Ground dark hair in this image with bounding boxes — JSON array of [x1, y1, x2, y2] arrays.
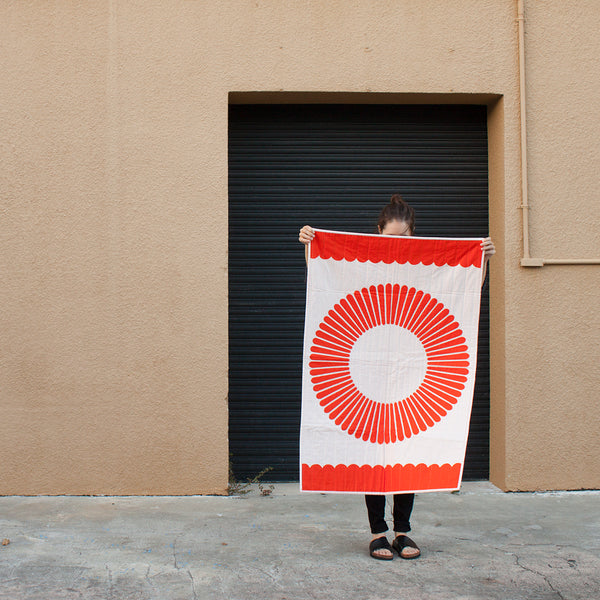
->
[[377, 194, 415, 234]]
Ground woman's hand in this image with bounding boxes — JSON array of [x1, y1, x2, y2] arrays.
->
[[480, 237, 495, 285], [299, 225, 315, 245], [481, 237, 496, 260]]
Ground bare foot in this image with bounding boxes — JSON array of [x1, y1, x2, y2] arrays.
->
[[393, 533, 421, 559], [370, 534, 393, 559]]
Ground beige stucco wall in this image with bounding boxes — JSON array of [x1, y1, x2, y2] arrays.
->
[[499, 1, 600, 490], [1, 0, 598, 494]]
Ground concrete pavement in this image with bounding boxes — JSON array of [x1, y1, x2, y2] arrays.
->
[[1, 482, 599, 599]]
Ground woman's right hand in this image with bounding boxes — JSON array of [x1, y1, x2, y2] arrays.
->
[[299, 225, 315, 245]]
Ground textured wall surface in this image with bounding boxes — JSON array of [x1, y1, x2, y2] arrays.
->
[[501, 1, 600, 490], [0, 0, 598, 493]]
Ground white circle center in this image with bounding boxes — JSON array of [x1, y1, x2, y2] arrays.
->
[[349, 324, 427, 404]]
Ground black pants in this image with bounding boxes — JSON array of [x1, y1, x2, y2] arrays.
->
[[365, 493, 414, 534]]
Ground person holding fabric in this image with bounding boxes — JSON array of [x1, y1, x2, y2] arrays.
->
[[299, 194, 495, 560]]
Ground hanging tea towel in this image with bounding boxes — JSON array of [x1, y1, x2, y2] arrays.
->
[[300, 229, 484, 494]]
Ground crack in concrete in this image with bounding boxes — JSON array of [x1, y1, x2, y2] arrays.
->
[[187, 569, 198, 600], [476, 542, 587, 599], [172, 534, 199, 600], [172, 533, 184, 570], [510, 552, 565, 600], [105, 565, 114, 600], [145, 564, 157, 595]]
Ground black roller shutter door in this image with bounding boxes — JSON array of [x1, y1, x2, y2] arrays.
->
[[229, 104, 489, 481]]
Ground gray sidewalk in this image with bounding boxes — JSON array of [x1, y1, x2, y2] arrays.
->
[[0, 482, 598, 600]]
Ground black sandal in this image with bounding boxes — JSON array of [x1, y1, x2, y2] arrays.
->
[[369, 536, 394, 560], [392, 535, 421, 559]]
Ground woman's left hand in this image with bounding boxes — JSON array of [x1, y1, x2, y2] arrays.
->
[[481, 237, 496, 260]]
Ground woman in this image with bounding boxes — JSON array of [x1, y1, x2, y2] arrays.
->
[[299, 194, 495, 560]]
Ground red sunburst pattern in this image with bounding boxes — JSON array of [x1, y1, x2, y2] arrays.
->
[[310, 284, 469, 445]]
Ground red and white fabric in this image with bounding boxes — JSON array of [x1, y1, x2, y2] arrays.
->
[[300, 229, 485, 494]]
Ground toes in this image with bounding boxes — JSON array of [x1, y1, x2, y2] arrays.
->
[[373, 549, 393, 558]]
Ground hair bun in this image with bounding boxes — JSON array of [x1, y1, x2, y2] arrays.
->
[[377, 193, 415, 234]]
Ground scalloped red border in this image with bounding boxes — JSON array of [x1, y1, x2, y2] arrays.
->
[[310, 230, 483, 268], [301, 463, 461, 492]]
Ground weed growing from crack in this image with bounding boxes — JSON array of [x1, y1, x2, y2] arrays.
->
[[228, 458, 274, 497]]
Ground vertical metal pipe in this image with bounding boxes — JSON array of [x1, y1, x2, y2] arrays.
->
[[517, 0, 533, 263], [516, 1, 600, 266]]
